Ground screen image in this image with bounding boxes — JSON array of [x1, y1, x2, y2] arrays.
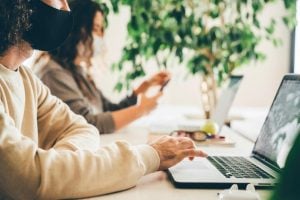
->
[[253, 79, 300, 168]]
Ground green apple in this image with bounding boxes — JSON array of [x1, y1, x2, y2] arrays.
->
[[200, 120, 219, 135]]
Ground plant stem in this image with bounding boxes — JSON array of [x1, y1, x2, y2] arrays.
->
[[155, 55, 162, 69]]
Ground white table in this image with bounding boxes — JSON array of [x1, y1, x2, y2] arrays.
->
[[85, 124, 273, 200]]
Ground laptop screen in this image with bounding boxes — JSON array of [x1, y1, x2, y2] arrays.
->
[[253, 75, 300, 168]]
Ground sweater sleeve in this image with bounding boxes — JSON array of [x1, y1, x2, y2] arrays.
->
[[101, 92, 137, 112], [0, 78, 160, 200], [40, 68, 115, 133], [36, 76, 101, 151]]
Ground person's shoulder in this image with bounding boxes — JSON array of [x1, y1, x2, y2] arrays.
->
[[19, 65, 35, 77], [19, 61, 66, 82], [271, 132, 300, 200], [18, 65, 44, 89], [35, 59, 70, 79]]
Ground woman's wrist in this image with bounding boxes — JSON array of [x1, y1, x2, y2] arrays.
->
[[134, 81, 150, 95], [133, 103, 148, 117]]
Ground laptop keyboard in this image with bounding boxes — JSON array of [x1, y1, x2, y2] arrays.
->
[[207, 156, 275, 179]]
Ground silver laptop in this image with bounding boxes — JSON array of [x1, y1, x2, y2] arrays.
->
[[177, 75, 243, 132], [168, 74, 300, 189], [211, 75, 243, 128]]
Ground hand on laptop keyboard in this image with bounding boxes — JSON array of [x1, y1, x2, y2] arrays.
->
[[149, 136, 208, 171]]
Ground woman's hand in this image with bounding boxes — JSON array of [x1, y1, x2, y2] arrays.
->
[[134, 71, 171, 95], [136, 92, 162, 115]]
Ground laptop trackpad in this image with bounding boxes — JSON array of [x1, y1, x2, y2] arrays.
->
[[169, 158, 223, 181]]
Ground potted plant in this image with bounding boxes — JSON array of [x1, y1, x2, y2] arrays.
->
[[102, 0, 296, 119]]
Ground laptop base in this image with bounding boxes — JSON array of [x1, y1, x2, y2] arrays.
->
[[167, 170, 274, 189]]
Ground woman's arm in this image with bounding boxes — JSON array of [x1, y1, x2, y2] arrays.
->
[[111, 92, 162, 130], [36, 76, 100, 151], [101, 92, 137, 111], [0, 102, 159, 199], [0, 75, 160, 199]]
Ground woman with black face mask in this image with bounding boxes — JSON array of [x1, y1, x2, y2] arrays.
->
[[0, 1, 206, 199], [33, 0, 170, 134]]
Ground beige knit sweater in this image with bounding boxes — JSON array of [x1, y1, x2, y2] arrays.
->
[[0, 64, 159, 200]]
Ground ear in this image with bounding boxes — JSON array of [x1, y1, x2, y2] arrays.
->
[[41, 0, 70, 11]]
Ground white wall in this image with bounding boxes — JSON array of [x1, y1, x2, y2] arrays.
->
[[233, 2, 291, 108]]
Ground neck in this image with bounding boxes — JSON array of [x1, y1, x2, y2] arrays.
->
[[0, 44, 33, 70]]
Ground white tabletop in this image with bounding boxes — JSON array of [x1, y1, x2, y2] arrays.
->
[[84, 123, 273, 200]]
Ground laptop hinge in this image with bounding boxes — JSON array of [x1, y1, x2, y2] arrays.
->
[[252, 154, 281, 173]]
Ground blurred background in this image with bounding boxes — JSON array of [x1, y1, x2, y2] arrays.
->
[[26, 1, 296, 109]]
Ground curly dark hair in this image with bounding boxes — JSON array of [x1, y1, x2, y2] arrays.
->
[[0, 0, 31, 55], [49, 0, 104, 70]]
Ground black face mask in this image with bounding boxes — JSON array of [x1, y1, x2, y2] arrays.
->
[[23, 0, 73, 51]]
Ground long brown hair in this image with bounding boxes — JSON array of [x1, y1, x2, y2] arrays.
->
[[49, 0, 104, 70]]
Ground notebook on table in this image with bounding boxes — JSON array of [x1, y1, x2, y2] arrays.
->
[[168, 74, 300, 189]]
